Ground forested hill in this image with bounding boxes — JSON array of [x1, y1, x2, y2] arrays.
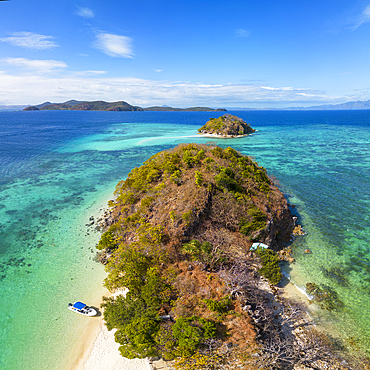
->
[[95, 143, 350, 368], [23, 100, 226, 112], [198, 114, 256, 137]]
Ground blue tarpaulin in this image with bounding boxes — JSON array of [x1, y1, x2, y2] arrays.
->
[[73, 302, 86, 309]]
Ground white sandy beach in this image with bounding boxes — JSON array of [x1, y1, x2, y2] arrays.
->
[[75, 322, 152, 370], [74, 289, 152, 370], [71, 279, 311, 370], [197, 132, 251, 138]]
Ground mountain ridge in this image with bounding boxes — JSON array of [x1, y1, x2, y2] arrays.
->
[[23, 100, 226, 112], [229, 99, 370, 111], [14, 98, 370, 112]]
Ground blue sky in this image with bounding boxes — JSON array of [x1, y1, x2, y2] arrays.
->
[[1, 0, 370, 107]]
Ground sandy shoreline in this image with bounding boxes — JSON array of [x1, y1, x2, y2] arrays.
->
[[74, 321, 151, 370], [71, 278, 311, 370], [66, 195, 153, 370], [73, 289, 152, 370], [197, 132, 252, 138]]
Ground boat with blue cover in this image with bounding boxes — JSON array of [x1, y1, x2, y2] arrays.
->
[[68, 301, 97, 316]]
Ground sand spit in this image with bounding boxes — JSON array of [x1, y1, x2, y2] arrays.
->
[[75, 289, 152, 370], [197, 132, 251, 138], [76, 323, 151, 370]]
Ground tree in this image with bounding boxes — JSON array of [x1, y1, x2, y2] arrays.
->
[[172, 317, 204, 356], [102, 294, 147, 331], [255, 247, 282, 285], [97, 229, 116, 250], [116, 314, 160, 359]]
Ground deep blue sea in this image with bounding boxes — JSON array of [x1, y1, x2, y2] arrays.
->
[[1, 110, 370, 368]]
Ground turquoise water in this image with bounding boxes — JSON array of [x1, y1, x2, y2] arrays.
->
[[0, 110, 370, 368]]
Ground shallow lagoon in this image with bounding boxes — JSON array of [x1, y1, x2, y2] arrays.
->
[[0, 110, 370, 368]]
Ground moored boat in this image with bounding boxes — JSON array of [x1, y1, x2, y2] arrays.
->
[[68, 301, 97, 316]]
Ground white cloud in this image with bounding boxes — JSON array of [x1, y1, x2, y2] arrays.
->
[[76, 7, 94, 19], [261, 86, 294, 91], [155, 69, 162, 73], [351, 4, 370, 30], [0, 72, 337, 106], [94, 33, 133, 58], [2, 58, 67, 71], [73, 70, 107, 76], [0, 32, 58, 49], [235, 28, 251, 38]]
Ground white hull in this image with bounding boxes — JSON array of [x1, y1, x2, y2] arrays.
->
[[68, 302, 97, 316]]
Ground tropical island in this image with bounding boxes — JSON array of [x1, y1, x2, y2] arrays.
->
[[197, 114, 255, 138], [95, 143, 349, 369], [22, 100, 226, 112]]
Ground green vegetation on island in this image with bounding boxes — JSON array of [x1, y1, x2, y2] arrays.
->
[[95, 143, 351, 369], [23, 100, 226, 112], [24, 100, 142, 111], [197, 114, 255, 137]]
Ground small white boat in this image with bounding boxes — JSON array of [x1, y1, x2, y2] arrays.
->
[[68, 301, 97, 316]]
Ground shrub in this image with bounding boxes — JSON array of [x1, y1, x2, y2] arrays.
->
[[254, 169, 270, 184], [259, 183, 270, 193], [117, 190, 137, 205], [116, 314, 160, 359], [181, 240, 227, 269], [170, 170, 182, 185], [202, 296, 233, 313], [255, 247, 283, 285], [182, 240, 212, 260], [174, 351, 223, 370], [194, 149, 205, 161], [155, 325, 177, 360], [204, 157, 215, 164], [172, 317, 203, 356], [163, 162, 179, 174], [172, 316, 217, 356], [215, 171, 237, 191], [169, 210, 176, 222], [97, 230, 116, 250], [155, 182, 166, 191], [140, 196, 154, 210], [195, 171, 203, 187], [200, 318, 217, 339], [223, 147, 239, 159], [211, 146, 224, 158], [239, 207, 266, 236], [183, 150, 195, 168], [102, 294, 147, 331], [163, 153, 181, 174], [182, 210, 192, 226]]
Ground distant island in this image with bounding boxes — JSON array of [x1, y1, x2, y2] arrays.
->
[[9, 98, 370, 112], [229, 99, 370, 111], [298, 99, 370, 110], [197, 114, 256, 138], [23, 100, 226, 112]]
